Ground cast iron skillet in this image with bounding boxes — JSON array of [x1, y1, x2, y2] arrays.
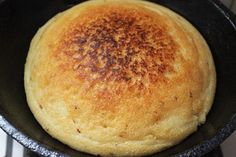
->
[[0, 0, 236, 156]]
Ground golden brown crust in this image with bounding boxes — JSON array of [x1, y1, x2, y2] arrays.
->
[[61, 5, 177, 87], [24, 0, 216, 156]]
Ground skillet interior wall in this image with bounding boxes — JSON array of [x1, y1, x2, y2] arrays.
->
[[0, 0, 236, 157]]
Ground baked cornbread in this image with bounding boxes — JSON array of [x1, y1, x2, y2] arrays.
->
[[24, 0, 216, 156]]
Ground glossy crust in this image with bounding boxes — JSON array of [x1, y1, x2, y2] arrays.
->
[[24, 0, 216, 156]]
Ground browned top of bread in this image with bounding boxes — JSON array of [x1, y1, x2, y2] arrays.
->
[[62, 5, 177, 87], [24, 0, 216, 156]]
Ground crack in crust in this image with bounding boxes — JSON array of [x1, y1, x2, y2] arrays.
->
[[61, 6, 178, 89]]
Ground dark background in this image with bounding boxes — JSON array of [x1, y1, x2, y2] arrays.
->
[[0, 0, 236, 157]]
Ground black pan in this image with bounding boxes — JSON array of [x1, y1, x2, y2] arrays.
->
[[0, 0, 236, 157]]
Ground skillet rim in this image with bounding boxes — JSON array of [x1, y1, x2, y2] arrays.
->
[[0, 0, 236, 156]]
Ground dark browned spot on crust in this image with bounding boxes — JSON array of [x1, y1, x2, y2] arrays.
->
[[174, 96, 178, 100], [159, 101, 165, 107], [77, 128, 81, 133], [189, 91, 193, 98], [39, 104, 43, 109], [61, 6, 178, 89], [153, 111, 161, 122], [102, 124, 107, 128], [119, 132, 126, 138]]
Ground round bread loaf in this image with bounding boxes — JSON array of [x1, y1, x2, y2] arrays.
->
[[24, 0, 216, 156]]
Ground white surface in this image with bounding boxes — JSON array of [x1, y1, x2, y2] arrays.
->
[[0, 129, 7, 157], [12, 140, 24, 157], [221, 0, 236, 13], [231, 0, 236, 13], [221, 0, 233, 7], [221, 131, 236, 157]]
